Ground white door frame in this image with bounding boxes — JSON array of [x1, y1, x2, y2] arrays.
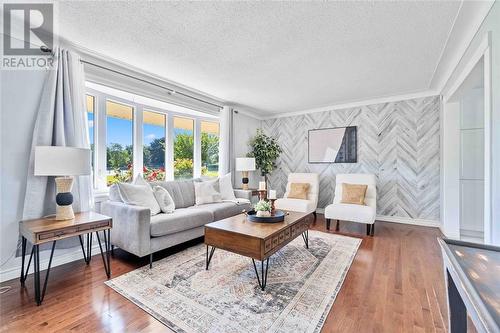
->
[[442, 32, 492, 243]]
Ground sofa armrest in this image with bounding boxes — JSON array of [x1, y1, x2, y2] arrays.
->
[[101, 201, 151, 257], [233, 189, 252, 201]]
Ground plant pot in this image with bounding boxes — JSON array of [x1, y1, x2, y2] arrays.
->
[[256, 210, 271, 217]]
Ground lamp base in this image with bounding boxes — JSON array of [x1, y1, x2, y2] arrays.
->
[[241, 171, 249, 190], [55, 176, 75, 220]]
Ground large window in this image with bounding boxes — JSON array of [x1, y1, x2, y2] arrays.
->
[[143, 110, 166, 181], [86, 83, 219, 190], [201, 121, 219, 177], [173, 117, 194, 180], [86, 95, 95, 167], [106, 100, 133, 186]]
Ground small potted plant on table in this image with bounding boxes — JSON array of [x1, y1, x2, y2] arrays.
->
[[254, 200, 272, 217]]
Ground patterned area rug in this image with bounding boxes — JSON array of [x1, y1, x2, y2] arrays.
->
[[106, 231, 361, 333]]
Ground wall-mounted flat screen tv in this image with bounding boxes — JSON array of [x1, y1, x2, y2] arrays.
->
[[308, 126, 357, 163]]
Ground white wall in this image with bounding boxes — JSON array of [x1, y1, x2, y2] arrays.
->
[[1, 70, 47, 279], [232, 111, 261, 189], [460, 87, 485, 240], [441, 2, 500, 244]]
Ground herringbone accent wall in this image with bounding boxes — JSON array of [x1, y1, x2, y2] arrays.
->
[[262, 96, 440, 221]]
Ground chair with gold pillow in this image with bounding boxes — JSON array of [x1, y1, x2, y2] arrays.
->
[[324, 174, 377, 236], [274, 173, 319, 218]]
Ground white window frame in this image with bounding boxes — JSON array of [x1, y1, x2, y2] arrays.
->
[[86, 87, 219, 191]]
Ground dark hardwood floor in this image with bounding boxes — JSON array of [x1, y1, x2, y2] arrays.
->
[[0, 216, 449, 332]]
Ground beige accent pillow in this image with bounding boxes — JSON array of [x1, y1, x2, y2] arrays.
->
[[287, 183, 310, 200], [341, 183, 368, 205]]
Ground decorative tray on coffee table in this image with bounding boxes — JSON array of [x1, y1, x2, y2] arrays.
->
[[245, 210, 286, 223]]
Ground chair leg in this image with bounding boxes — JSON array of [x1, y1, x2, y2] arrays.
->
[[370, 223, 375, 236], [366, 224, 371, 236], [149, 253, 153, 269], [313, 211, 317, 220], [335, 220, 340, 231], [326, 218, 331, 230]]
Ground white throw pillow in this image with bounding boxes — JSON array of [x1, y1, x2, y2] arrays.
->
[[153, 186, 175, 213], [194, 181, 222, 205], [117, 182, 161, 216], [134, 174, 149, 186], [108, 184, 123, 202], [219, 173, 236, 200]]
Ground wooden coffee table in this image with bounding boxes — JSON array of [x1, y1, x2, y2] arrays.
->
[[204, 211, 314, 290]]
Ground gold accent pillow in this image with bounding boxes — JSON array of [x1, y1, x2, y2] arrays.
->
[[287, 183, 310, 200], [341, 183, 368, 205]]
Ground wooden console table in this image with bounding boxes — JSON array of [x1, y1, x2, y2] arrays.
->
[[19, 211, 112, 305]]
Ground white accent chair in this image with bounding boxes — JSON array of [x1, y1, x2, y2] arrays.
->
[[324, 174, 377, 236], [274, 173, 319, 218]]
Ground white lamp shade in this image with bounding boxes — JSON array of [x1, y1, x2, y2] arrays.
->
[[235, 157, 256, 171], [34, 146, 91, 176]]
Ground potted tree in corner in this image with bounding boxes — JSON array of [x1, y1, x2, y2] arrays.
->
[[247, 129, 282, 187]]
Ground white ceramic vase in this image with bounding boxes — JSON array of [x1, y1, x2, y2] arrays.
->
[[256, 210, 271, 217]]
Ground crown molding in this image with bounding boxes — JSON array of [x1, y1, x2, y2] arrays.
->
[[260, 89, 440, 120], [430, 0, 495, 93], [233, 109, 265, 121]]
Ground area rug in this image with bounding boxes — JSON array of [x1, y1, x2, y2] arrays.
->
[[106, 231, 361, 333]]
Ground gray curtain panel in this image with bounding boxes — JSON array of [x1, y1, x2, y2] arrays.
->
[[218, 106, 233, 176], [19, 48, 93, 253]]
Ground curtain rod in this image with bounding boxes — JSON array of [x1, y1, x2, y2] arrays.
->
[[41, 46, 223, 110]]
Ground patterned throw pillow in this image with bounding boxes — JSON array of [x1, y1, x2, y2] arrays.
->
[[287, 183, 310, 200], [340, 183, 368, 205]]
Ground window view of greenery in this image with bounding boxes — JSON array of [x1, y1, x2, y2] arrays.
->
[[86, 95, 95, 168], [173, 117, 194, 179], [201, 121, 219, 178], [106, 100, 133, 186], [143, 110, 166, 181]]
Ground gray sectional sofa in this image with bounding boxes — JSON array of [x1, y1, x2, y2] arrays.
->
[[101, 179, 252, 267]]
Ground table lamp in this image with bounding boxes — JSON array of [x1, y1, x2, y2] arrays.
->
[[235, 157, 256, 190], [34, 146, 91, 220]]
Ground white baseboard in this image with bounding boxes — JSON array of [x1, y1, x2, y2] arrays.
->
[[376, 215, 441, 228], [0, 243, 103, 284], [315, 208, 441, 228]]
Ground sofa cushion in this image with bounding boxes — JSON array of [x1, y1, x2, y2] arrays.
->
[[150, 179, 196, 208], [191, 202, 251, 221], [274, 198, 316, 214], [324, 203, 376, 224], [150, 208, 213, 237]]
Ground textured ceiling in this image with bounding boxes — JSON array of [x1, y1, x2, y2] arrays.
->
[[58, 1, 461, 115]]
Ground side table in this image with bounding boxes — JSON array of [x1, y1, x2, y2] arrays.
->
[[19, 211, 112, 305], [234, 188, 265, 203]]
